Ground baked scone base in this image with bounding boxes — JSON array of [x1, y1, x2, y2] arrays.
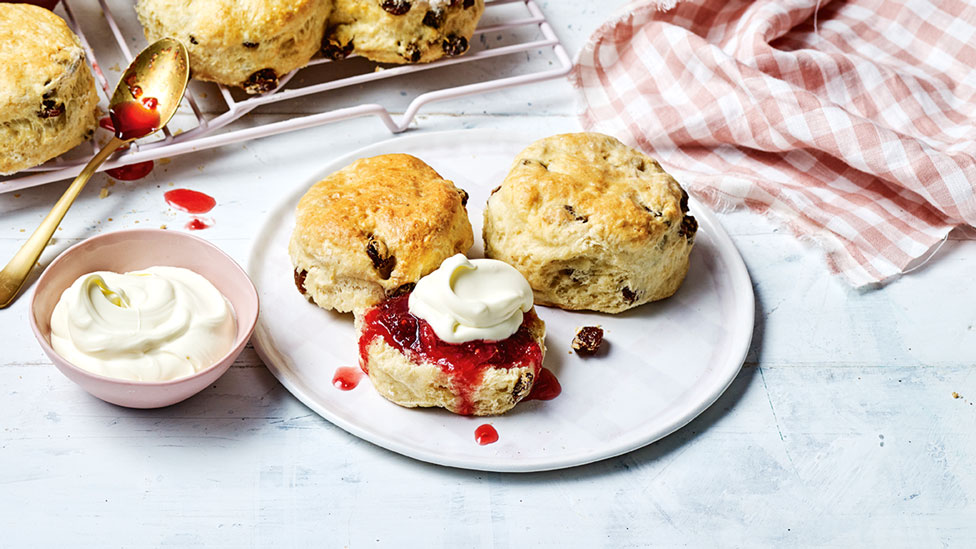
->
[[358, 308, 546, 416], [483, 132, 698, 314]]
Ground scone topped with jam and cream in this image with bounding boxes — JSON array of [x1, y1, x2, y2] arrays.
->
[[357, 254, 546, 416], [483, 132, 697, 314], [289, 153, 473, 313]]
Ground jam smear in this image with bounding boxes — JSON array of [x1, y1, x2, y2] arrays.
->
[[185, 218, 211, 231], [164, 189, 216, 214], [109, 100, 161, 140], [525, 367, 561, 401], [106, 161, 154, 181], [475, 424, 499, 445], [333, 367, 363, 391], [358, 294, 543, 415]]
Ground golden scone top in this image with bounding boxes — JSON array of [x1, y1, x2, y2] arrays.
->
[[290, 153, 473, 312], [484, 132, 697, 313], [498, 132, 690, 250], [0, 4, 86, 120], [136, 0, 331, 92]]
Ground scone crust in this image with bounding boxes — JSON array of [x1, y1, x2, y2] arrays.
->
[[358, 308, 546, 416], [136, 0, 332, 91], [289, 153, 473, 313], [0, 4, 98, 175], [483, 133, 697, 313], [326, 0, 484, 64]]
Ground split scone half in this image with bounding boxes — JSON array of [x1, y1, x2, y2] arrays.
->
[[483, 132, 698, 314], [289, 153, 473, 313], [136, 0, 333, 93], [0, 4, 99, 175]]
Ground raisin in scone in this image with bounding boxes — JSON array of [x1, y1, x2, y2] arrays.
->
[[0, 4, 99, 175], [289, 154, 473, 313], [136, 0, 332, 94], [357, 255, 547, 416], [323, 0, 484, 64], [483, 133, 698, 314]]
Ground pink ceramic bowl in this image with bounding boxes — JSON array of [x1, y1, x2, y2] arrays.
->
[[30, 229, 259, 408]]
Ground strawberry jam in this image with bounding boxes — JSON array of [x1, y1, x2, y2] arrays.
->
[[358, 294, 543, 415], [106, 161, 154, 181], [333, 367, 363, 391], [185, 218, 211, 231], [525, 367, 561, 401], [164, 189, 216, 214], [109, 100, 161, 140], [475, 424, 499, 445]]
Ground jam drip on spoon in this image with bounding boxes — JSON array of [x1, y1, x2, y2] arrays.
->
[[358, 294, 544, 415], [109, 98, 161, 141]]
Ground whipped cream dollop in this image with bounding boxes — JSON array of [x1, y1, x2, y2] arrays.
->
[[50, 266, 236, 382], [408, 254, 533, 344]]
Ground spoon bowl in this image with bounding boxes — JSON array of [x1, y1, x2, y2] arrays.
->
[[108, 37, 188, 140], [0, 38, 189, 308]]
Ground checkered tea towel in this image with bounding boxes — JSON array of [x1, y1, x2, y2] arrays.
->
[[571, 0, 976, 286]]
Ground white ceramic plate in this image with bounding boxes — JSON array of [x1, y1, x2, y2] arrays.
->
[[248, 130, 754, 472]]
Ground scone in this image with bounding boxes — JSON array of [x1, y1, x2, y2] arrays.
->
[[289, 153, 473, 313], [0, 4, 99, 175], [483, 133, 698, 314], [323, 0, 484, 64], [136, 0, 332, 94], [356, 254, 546, 416]]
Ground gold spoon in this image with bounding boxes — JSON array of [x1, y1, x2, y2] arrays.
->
[[0, 38, 189, 309]]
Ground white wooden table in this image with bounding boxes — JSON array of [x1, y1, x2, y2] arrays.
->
[[2, 2, 974, 546]]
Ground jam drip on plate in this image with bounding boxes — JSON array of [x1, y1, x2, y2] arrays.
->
[[358, 294, 544, 415], [474, 424, 499, 445], [333, 367, 363, 391]]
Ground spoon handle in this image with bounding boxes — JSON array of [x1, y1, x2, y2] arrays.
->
[[0, 136, 126, 309]]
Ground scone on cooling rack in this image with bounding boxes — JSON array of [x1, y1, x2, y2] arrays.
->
[[0, 4, 99, 175], [357, 254, 546, 416], [289, 153, 473, 313], [483, 132, 698, 314], [323, 0, 485, 63], [135, 0, 332, 94]]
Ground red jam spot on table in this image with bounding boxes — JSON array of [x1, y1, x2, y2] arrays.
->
[[332, 367, 363, 391], [106, 161, 154, 181], [164, 189, 216, 214], [525, 367, 561, 401], [358, 294, 544, 416], [185, 218, 211, 231], [475, 424, 499, 445], [109, 100, 160, 141]]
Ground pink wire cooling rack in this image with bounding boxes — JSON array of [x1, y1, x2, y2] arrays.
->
[[0, 0, 572, 193]]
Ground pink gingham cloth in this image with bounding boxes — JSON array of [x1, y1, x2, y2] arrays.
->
[[570, 0, 976, 286]]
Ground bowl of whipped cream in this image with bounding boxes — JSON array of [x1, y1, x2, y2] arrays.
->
[[29, 229, 259, 408]]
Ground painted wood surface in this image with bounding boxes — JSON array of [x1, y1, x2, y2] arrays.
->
[[1, 1, 974, 547]]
